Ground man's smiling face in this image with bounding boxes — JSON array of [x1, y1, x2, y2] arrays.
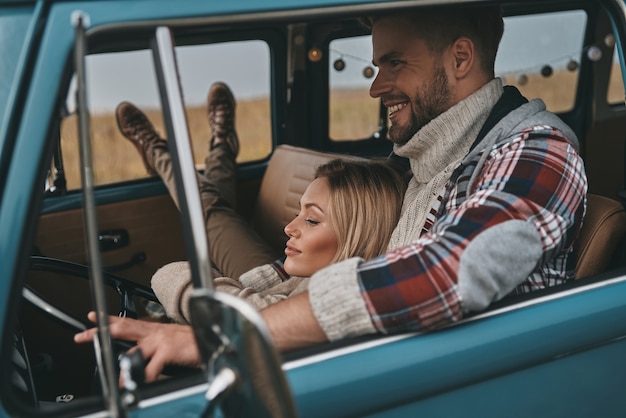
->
[[369, 15, 454, 145]]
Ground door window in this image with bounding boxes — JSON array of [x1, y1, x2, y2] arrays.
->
[[60, 40, 271, 190]]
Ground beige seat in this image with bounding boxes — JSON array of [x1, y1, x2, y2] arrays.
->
[[250, 145, 363, 253], [575, 193, 626, 279]]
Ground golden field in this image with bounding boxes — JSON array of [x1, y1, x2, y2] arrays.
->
[[59, 67, 625, 190]]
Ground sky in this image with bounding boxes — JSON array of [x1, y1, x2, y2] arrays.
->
[[84, 9, 591, 112]]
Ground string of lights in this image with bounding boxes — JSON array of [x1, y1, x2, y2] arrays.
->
[[329, 48, 376, 78], [326, 35, 614, 84]]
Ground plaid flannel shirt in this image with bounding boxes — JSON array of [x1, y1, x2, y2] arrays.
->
[[358, 126, 587, 334]]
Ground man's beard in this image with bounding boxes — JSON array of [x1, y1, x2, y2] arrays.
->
[[388, 65, 452, 146]]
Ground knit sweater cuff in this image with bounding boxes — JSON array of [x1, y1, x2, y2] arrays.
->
[[151, 261, 194, 324], [239, 264, 283, 291], [308, 257, 377, 341]]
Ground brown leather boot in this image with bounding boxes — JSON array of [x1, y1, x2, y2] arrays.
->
[[207, 82, 239, 157], [116, 101, 168, 176]]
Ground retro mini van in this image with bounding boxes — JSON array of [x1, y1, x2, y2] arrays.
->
[[1, 0, 626, 416]]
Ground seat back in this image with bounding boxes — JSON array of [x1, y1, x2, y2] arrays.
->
[[575, 193, 626, 279], [250, 145, 363, 253]]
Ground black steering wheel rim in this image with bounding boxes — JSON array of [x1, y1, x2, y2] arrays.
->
[[25, 255, 160, 332]]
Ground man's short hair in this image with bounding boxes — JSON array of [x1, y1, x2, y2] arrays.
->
[[363, 6, 504, 77]]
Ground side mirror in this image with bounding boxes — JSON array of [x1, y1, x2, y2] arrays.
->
[[189, 289, 298, 418]]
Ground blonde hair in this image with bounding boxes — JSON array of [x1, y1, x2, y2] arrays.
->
[[314, 158, 407, 262]]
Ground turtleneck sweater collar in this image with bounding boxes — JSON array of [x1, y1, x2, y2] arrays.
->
[[393, 78, 504, 183]]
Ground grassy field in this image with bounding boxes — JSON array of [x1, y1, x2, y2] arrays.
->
[[60, 99, 272, 190], [59, 68, 624, 190]]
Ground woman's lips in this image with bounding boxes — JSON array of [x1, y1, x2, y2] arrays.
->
[[285, 245, 301, 257]]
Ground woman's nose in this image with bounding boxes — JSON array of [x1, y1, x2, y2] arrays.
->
[[284, 218, 299, 238]]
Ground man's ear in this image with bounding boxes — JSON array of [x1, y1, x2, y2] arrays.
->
[[451, 37, 474, 78]]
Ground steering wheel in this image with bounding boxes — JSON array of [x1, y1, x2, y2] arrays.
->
[[16, 255, 166, 403], [24, 255, 161, 333]]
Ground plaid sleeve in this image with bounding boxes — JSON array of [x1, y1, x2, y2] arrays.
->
[[358, 127, 587, 334]]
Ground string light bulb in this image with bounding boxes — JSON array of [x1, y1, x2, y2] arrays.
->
[[540, 65, 553, 77], [566, 59, 579, 71], [587, 46, 603, 62], [333, 58, 346, 71], [308, 47, 322, 62]]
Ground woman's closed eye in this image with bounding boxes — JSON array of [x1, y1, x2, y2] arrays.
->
[[294, 210, 321, 226]]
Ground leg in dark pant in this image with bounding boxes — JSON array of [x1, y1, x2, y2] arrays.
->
[[198, 145, 279, 279]]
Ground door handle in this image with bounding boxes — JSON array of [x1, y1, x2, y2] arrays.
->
[[98, 229, 129, 251]]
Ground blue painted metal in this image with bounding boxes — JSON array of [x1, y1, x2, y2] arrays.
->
[[122, 278, 626, 417], [0, 4, 36, 142], [284, 279, 626, 417]]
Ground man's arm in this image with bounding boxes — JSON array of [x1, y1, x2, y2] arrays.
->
[[261, 291, 327, 351], [74, 311, 201, 382], [74, 293, 327, 382], [308, 130, 587, 340], [358, 131, 587, 332]]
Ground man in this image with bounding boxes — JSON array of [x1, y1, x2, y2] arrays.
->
[[75, 5, 587, 381]]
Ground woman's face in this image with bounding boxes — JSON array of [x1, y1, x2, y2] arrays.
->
[[283, 177, 338, 277]]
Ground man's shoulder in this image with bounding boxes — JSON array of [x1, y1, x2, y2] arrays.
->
[[491, 98, 579, 151]]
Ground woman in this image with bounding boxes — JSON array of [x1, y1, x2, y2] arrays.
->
[[153, 158, 407, 323], [115, 82, 407, 323]]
